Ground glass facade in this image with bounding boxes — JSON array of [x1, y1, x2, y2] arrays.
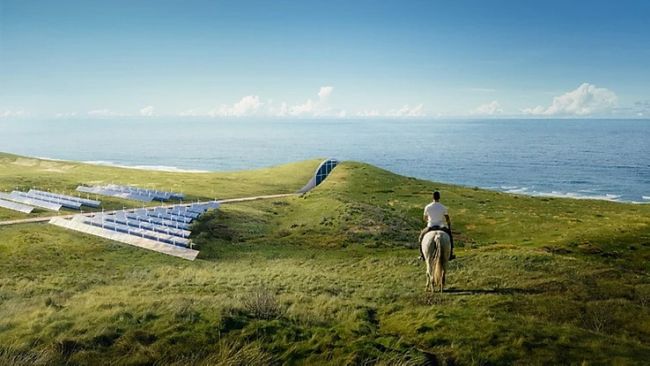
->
[[315, 159, 338, 185]]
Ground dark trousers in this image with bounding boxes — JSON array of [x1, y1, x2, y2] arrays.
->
[[419, 226, 454, 257]]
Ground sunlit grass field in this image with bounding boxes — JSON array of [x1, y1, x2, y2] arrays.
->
[[1, 153, 649, 365]]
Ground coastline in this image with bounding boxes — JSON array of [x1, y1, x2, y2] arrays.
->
[[6, 152, 648, 204]]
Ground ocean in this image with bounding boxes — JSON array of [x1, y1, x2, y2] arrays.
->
[[1, 118, 648, 203]]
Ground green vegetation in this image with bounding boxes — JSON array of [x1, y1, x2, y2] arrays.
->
[[1, 153, 649, 365]]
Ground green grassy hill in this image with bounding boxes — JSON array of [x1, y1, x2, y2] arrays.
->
[[0, 153, 649, 365]]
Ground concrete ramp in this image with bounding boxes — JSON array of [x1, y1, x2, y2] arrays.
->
[[49, 216, 199, 261]]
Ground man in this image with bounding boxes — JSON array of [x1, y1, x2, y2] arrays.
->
[[418, 191, 455, 260]]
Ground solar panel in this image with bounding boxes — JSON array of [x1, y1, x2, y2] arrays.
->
[[107, 213, 191, 238], [49, 198, 222, 255], [76, 184, 184, 202], [187, 201, 220, 213], [76, 186, 100, 194], [126, 213, 191, 230], [0, 192, 62, 211], [104, 184, 179, 201], [166, 206, 191, 214], [13, 191, 82, 210], [28, 189, 101, 207], [84, 216, 190, 247], [166, 208, 199, 219], [150, 212, 191, 224], [0, 198, 34, 214], [76, 186, 156, 202], [148, 208, 193, 223], [120, 192, 155, 202]]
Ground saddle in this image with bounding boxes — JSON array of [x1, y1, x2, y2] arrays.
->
[[426, 225, 450, 236], [424, 225, 454, 247]]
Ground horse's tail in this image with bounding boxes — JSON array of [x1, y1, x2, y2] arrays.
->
[[421, 232, 435, 291], [433, 233, 450, 292]]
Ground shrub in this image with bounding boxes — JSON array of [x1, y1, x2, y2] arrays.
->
[[240, 287, 284, 320]]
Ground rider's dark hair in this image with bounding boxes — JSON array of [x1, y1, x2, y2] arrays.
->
[[433, 191, 441, 200]]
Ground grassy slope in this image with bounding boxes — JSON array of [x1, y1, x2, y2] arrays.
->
[[1, 154, 649, 365]]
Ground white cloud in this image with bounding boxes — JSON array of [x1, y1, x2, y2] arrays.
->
[[288, 86, 335, 116], [87, 109, 116, 116], [356, 110, 381, 117], [139, 105, 155, 117], [178, 109, 203, 117], [54, 112, 78, 118], [386, 104, 425, 117], [289, 99, 316, 116], [0, 109, 27, 118], [173, 85, 425, 119], [523, 83, 617, 116], [318, 86, 334, 99], [211, 95, 263, 117], [472, 100, 503, 115], [276, 102, 289, 117]]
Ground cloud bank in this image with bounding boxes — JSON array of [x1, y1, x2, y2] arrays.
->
[[287, 86, 335, 117], [87, 109, 116, 117], [472, 100, 503, 115], [140, 105, 154, 117], [140, 106, 155, 117], [0, 109, 27, 118], [211, 96, 263, 117], [178, 86, 426, 119], [386, 104, 425, 117], [523, 83, 617, 116], [54, 112, 78, 118]]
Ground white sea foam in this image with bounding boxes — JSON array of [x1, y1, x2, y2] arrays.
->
[[83, 160, 209, 173], [536, 191, 621, 201], [35, 156, 67, 162], [642, 196, 650, 200], [503, 187, 530, 194], [500, 186, 626, 202]]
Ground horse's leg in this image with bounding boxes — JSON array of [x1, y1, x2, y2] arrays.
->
[[433, 238, 443, 292], [430, 260, 436, 293], [440, 241, 450, 292], [436, 256, 445, 292], [425, 256, 432, 292]]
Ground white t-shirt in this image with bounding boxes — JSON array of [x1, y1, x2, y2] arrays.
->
[[424, 202, 448, 228]]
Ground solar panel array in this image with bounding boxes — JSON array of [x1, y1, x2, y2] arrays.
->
[[12, 191, 81, 210], [0, 189, 103, 213], [76, 184, 184, 202], [0, 198, 34, 214], [77, 201, 219, 248], [28, 189, 101, 208], [0, 191, 62, 211]]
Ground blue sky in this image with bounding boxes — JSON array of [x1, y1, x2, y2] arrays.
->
[[1, 0, 649, 118]]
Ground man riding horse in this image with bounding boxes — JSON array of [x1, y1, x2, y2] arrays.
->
[[419, 191, 455, 261]]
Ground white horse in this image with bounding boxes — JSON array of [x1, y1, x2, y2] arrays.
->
[[421, 230, 451, 292]]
